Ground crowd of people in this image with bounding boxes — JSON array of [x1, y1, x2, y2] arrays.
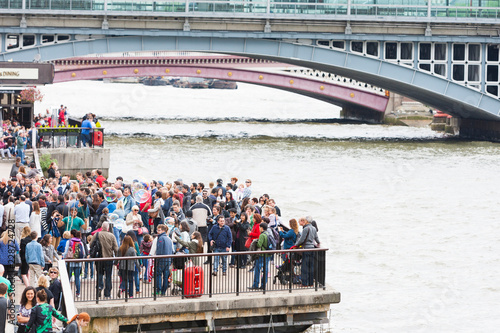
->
[[0, 161, 321, 331]]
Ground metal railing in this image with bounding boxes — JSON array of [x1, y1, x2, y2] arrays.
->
[[36, 127, 105, 149], [1, 0, 499, 20], [63, 248, 327, 303]]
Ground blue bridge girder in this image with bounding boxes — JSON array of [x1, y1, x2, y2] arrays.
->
[[1, 4, 500, 121]]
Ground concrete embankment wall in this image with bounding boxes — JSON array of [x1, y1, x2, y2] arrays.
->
[[39, 148, 110, 178], [80, 288, 340, 332]]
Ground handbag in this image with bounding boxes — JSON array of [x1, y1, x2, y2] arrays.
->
[[244, 237, 252, 249], [137, 227, 149, 235]]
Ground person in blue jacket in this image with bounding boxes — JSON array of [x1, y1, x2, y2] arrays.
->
[[208, 215, 232, 276]]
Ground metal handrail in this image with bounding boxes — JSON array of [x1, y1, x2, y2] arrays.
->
[[63, 247, 327, 303], [37, 127, 105, 149]]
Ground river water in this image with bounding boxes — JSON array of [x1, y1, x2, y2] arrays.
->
[[37, 81, 500, 332]]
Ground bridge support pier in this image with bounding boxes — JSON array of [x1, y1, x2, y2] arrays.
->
[[451, 118, 500, 142], [340, 106, 384, 124]]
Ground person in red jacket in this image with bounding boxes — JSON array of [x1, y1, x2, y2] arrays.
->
[[95, 170, 106, 188]]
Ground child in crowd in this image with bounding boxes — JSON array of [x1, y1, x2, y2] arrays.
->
[[140, 234, 152, 281], [56, 231, 71, 255], [83, 235, 94, 280]]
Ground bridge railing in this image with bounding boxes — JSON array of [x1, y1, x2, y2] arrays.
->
[[63, 248, 327, 303], [36, 127, 105, 149], [2, 0, 500, 20]]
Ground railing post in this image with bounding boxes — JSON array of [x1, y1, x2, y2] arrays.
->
[[209, 255, 212, 298], [125, 260, 129, 302], [288, 251, 292, 293], [153, 258, 157, 300], [314, 251, 318, 292], [96, 262, 99, 304], [236, 254, 240, 296], [262, 254, 266, 294]]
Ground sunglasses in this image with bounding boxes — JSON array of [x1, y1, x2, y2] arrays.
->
[[49, 271, 57, 274]]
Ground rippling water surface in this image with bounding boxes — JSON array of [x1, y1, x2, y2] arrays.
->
[[37, 81, 500, 332]]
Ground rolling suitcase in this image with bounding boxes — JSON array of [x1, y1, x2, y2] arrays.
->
[[183, 266, 204, 298]]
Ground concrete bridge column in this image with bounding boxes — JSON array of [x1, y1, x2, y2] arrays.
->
[[450, 118, 500, 141], [340, 106, 385, 124]]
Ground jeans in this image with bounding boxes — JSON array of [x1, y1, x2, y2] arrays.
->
[[301, 251, 315, 286], [69, 265, 82, 295], [81, 133, 91, 147], [1, 148, 11, 158], [84, 261, 94, 278], [252, 256, 271, 289], [98, 261, 114, 297], [112, 226, 121, 247], [120, 270, 134, 297], [17, 148, 25, 164], [213, 248, 228, 273], [134, 265, 140, 292], [156, 260, 170, 295]]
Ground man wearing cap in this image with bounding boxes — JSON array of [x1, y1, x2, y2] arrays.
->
[[14, 195, 30, 243]]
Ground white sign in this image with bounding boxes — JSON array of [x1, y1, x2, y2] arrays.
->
[[0, 68, 39, 80]]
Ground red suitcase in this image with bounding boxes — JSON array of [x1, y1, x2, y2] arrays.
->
[[183, 266, 204, 298]]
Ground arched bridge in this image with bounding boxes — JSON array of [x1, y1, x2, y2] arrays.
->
[[2, 1, 500, 138], [52, 54, 389, 122]]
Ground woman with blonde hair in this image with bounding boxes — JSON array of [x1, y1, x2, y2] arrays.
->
[[29, 201, 41, 240], [0, 230, 19, 280], [65, 312, 91, 332], [19, 226, 32, 287], [35, 275, 55, 307]]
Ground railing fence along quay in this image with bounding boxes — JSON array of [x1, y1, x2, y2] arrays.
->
[[36, 127, 105, 149], [62, 248, 327, 304], [1, 0, 499, 20]]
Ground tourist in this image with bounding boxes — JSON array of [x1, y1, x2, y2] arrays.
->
[[0, 265, 12, 297], [139, 234, 152, 281], [64, 312, 91, 332], [184, 210, 198, 236], [154, 224, 173, 296], [0, 231, 19, 282], [0, 283, 7, 331], [35, 275, 55, 307], [14, 195, 30, 243], [80, 115, 93, 147], [25, 231, 44, 287], [47, 162, 57, 179], [90, 221, 118, 299], [25, 289, 68, 333], [208, 215, 232, 277], [41, 234, 59, 272], [147, 191, 164, 234], [175, 231, 203, 266], [117, 235, 139, 298], [17, 286, 36, 333], [125, 230, 141, 295], [189, 195, 211, 244], [62, 207, 87, 233], [15, 131, 26, 165], [242, 179, 252, 200], [279, 219, 300, 250], [234, 212, 250, 267], [48, 268, 62, 311], [295, 217, 320, 287], [181, 185, 191, 213], [28, 201, 41, 240], [248, 222, 272, 290], [177, 221, 190, 253], [62, 230, 85, 297], [124, 205, 143, 244], [168, 200, 185, 222], [19, 226, 31, 287]]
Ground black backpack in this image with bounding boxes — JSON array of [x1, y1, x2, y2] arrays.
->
[[89, 232, 102, 258]]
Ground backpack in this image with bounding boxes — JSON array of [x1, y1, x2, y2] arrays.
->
[[89, 233, 102, 258], [266, 230, 277, 250], [65, 240, 83, 259]]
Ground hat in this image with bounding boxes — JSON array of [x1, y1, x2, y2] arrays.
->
[[217, 178, 223, 184], [10, 177, 17, 182], [158, 181, 164, 186], [132, 205, 139, 211]]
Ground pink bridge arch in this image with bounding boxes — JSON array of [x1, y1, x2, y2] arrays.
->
[[54, 65, 389, 113]]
